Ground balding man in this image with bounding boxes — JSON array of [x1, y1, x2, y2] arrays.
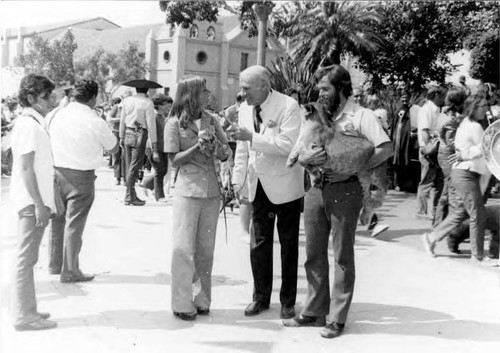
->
[[231, 65, 304, 319]]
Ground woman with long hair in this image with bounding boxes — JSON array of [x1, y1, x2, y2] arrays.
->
[[164, 76, 232, 320], [423, 94, 497, 266]]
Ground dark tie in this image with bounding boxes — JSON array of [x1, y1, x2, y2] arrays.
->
[[254, 105, 262, 133]]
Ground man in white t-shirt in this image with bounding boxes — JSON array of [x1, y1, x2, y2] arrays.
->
[[48, 80, 118, 283], [416, 85, 447, 219]]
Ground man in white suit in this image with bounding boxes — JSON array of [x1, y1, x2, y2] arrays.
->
[[231, 65, 304, 319]]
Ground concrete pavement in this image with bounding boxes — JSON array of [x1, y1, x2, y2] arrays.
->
[[1, 165, 499, 353]]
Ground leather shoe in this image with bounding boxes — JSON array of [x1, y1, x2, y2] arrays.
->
[[320, 322, 344, 339], [15, 318, 57, 331], [197, 307, 210, 315], [60, 274, 95, 283], [174, 312, 197, 321], [283, 314, 326, 327], [49, 269, 61, 275], [280, 305, 295, 319], [125, 199, 145, 206], [244, 301, 269, 316]]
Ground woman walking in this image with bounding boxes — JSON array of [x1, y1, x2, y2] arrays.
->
[[164, 76, 231, 320], [422, 94, 497, 267]]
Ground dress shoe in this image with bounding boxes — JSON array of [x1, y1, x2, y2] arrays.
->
[[244, 301, 269, 316], [38, 312, 50, 319], [283, 314, 326, 327], [280, 305, 295, 319], [320, 322, 345, 339], [60, 274, 95, 283], [125, 199, 145, 206], [174, 312, 197, 321], [115, 179, 121, 186], [197, 307, 210, 315], [49, 269, 61, 275], [15, 318, 57, 331]]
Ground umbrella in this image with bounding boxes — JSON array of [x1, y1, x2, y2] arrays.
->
[[122, 79, 162, 89]]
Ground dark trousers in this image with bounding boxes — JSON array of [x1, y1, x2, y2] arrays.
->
[[142, 151, 168, 200], [250, 180, 301, 306], [124, 129, 147, 202], [111, 131, 126, 182], [48, 168, 95, 277], [417, 150, 444, 216], [301, 178, 363, 324], [11, 205, 46, 326]]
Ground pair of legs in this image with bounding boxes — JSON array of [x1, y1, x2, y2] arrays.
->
[[111, 130, 126, 184], [428, 169, 486, 260], [141, 151, 168, 200], [171, 196, 220, 314], [301, 179, 363, 324], [250, 181, 301, 307], [124, 130, 147, 203], [48, 168, 95, 278], [416, 150, 444, 217], [11, 205, 50, 326]]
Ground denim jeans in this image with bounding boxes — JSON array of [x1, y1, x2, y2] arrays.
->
[[11, 205, 47, 326], [48, 167, 95, 278], [416, 149, 443, 215], [434, 151, 453, 226], [430, 169, 486, 259], [124, 129, 147, 202]]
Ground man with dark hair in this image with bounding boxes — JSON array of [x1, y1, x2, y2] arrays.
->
[[119, 87, 158, 206], [283, 65, 392, 339], [48, 79, 118, 283], [416, 85, 447, 220]]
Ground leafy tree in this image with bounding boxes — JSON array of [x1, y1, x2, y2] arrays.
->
[[469, 31, 500, 84], [285, 1, 383, 73], [75, 42, 148, 102], [158, 0, 274, 37], [16, 30, 77, 85]]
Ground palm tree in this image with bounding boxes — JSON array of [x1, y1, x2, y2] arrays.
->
[[286, 1, 384, 75]]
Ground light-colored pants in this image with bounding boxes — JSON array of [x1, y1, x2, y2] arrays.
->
[[171, 196, 220, 313], [11, 205, 47, 326]]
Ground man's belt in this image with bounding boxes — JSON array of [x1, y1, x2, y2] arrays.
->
[[126, 126, 146, 132], [323, 172, 358, 184]]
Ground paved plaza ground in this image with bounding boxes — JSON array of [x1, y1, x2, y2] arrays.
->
[[1, 164, 499, 353]]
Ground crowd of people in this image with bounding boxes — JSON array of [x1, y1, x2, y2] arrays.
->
[[4, 64, 500, 340]]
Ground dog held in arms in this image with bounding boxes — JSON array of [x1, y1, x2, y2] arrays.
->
[[287, 102, 387, 225]]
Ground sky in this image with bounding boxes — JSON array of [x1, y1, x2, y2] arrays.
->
[[0, 0, 167, 29]]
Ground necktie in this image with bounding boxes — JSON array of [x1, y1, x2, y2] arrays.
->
[[254, 105, 262, 133]]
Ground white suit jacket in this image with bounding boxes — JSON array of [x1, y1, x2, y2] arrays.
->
[[233, 90, 304, 204]]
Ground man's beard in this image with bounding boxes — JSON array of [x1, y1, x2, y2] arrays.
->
[[318, 92, 340, 115]]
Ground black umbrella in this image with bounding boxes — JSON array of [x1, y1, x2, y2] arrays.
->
[[122, 79, 162, 89]]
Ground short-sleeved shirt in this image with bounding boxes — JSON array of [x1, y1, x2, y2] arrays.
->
[[120, 94, 156, 144], [333, 99, 390, 147], [10, 108, 55, 213], [417, 100, 440, 147], [49, 102, 117, 170], [164, 112, 222, 198]]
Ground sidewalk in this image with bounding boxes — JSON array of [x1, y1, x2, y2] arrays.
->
[[1, 165, 499, 353]]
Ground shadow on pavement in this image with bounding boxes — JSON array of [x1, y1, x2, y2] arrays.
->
[[350, 302, 500, 342], [197, 341, 274, 353]]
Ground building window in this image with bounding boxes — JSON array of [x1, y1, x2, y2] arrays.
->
[[207, 26, 215, 41], [163, 50, 171, 63], [189, 25, 198, 38], [196, 51, 208, 65], [240, 53, 249, 71]]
